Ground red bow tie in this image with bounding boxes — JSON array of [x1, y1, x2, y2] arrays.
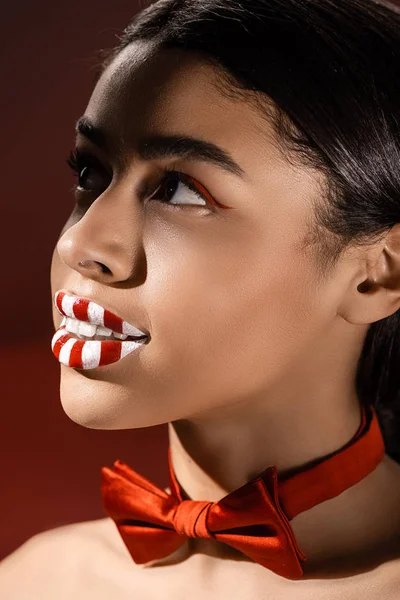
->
[[101, 403, 385, 579]]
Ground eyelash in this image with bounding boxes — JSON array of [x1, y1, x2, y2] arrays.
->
[[66, 148, 220, 209]]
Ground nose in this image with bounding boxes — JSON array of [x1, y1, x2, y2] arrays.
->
[[56, 178, 146, 284]]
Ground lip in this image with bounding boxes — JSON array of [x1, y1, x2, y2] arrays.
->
[[51, 328, 146, 370], [54, 290, 149, 338]]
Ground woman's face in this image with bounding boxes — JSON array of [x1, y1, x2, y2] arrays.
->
[[50, 40, 348, 429]]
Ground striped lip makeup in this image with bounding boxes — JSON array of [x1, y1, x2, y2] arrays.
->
[[51, 291, 149, 370]]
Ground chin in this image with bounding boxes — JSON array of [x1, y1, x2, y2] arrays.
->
[[58, 365, 172, 430]]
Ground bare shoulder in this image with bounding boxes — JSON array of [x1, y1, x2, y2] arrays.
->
[[0, 517, 135, 600], [375, 556, 400, 600], [343, 550, 400, 600]]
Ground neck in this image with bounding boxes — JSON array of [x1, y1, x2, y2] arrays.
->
[[168, 321, 370, 500], [168, 384, 400, 575], [168, 388, 363, 503]]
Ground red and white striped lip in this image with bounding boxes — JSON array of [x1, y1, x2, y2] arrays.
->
[[54, 291, 149, 339]]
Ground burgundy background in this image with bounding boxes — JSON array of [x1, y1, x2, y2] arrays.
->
[[0, 0, 168, 561]]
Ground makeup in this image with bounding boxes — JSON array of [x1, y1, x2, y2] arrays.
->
[[51, 291, 148, 370]]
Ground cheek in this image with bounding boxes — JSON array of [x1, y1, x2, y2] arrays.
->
[[140, 222, 321, 413]]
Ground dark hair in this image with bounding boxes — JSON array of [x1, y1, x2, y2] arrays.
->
[[97, 0, 400, 461]]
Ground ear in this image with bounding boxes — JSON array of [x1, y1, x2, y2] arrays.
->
[[338, 224, 400, 325]]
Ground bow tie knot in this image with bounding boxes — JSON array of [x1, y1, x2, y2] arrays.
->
[[172, 499, 213, 538], [101, 404, 385, 580], [101, 459, 308, 577]]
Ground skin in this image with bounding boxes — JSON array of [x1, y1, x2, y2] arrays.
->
[[2, 39, 400, 597]]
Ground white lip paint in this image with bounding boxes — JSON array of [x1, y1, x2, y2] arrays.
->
[[51, 327, 146, 370], [54, 290, 148, 337]]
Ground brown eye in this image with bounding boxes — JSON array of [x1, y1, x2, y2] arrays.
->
[[76, 165, 107, 191], [150, 170, 214, 208], [66, 148, 110, 193]]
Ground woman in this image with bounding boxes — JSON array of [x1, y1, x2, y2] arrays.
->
[[1, 0, 400, 597]]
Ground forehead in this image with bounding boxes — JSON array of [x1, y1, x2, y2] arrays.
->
[[83, 40, 281, 169]]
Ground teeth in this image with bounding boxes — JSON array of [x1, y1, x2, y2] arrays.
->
[[96, 326, 113, 337], [113, 332, 128, 340], [78, 321, 98, 338], [66, 317, 80, 334], [63, 317, 132, 340]]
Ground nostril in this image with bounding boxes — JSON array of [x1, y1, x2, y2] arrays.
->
[[78, 260, 111, 275]]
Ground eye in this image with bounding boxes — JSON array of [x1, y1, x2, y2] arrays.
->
[[66, 149, 230, 210], [66, 148, 110, 193], [150, 171, 220, 209]]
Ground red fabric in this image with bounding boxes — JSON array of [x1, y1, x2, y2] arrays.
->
[[279, 402, 385, 518], [101, 402, 385, 579]]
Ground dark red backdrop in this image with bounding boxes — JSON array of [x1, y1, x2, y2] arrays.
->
[[0, 0, 168, 561]]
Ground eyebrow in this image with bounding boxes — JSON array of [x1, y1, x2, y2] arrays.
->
[[75, 116, 245, 178]]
